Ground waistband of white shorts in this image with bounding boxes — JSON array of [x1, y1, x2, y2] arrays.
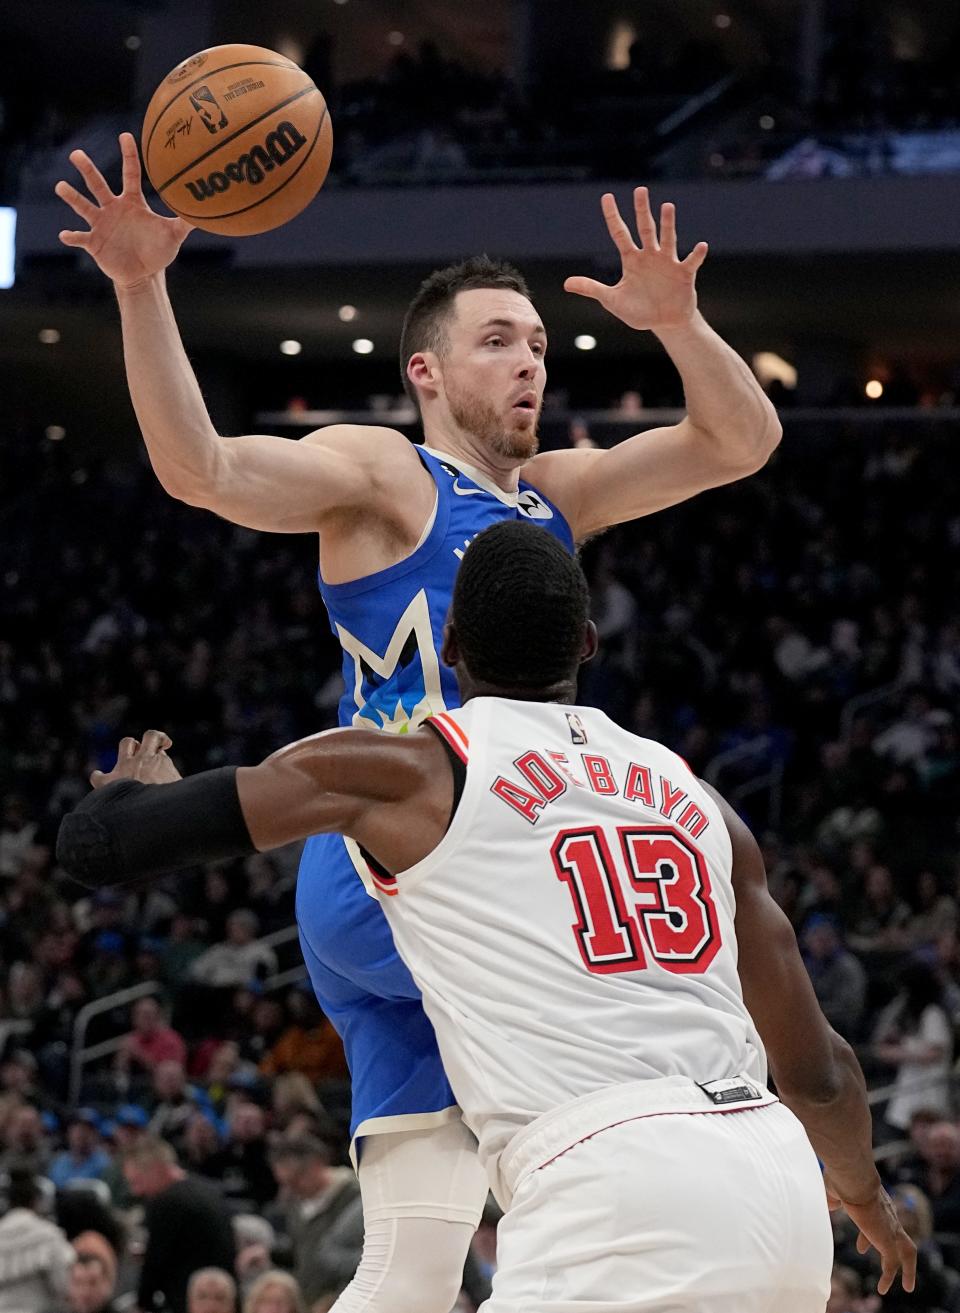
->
[[496, 1074, 778, 1205]]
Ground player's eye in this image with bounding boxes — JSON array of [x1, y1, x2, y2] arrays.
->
[[532, 342, 545, 356], [485, 336, 505, 347]]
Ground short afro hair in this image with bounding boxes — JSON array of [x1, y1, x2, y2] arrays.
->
[[399, 256, 532, 405], [452, 521, 588, 689]]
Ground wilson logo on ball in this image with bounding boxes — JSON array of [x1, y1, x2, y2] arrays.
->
[[183, 120, 308, 201]]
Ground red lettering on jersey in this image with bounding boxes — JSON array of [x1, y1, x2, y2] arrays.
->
[[677, 801, 709, 838], [624, 762, 655, 807], [659, 776, 687, 819], [551, 828, 645, 973], [583, 754, 618, 795], [618, 826, 722, 973], [547, 751, 586, 788], [491, 777, 544, 825], [553, 822, 722, 977], [515, 751, 566, 802]]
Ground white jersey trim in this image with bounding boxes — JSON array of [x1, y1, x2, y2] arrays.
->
[[420, 445, 521, 507], [387, 701, 490, 894], [350, 1105, 463, 1168], [496, 1074, 777, 1206], [411, 488, 439, 552]]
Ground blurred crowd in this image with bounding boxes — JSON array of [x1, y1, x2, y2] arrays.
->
[[1, 415, 959, 1306], [708, 6, 960, 181], [7, 6, 960, 204], [0, 425, 502, 1309]]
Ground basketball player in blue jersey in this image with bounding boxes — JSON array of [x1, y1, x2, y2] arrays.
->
[[59, 522, 915, 1312], [57, 133, 782, 1313]]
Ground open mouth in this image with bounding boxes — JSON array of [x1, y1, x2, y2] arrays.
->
[[512, 398, 536, 411]]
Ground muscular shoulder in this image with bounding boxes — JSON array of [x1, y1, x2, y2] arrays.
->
[[292, 725, 445, 801], [299, 424, 422, 472], [299, 426, 429, 520], [346, 727, 454, 872], [520, 448, 599, 538]]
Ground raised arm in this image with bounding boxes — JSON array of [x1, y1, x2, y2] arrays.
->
[[702, 782, 915, 1297], [114, 269, 416, 532], [527, 189, 781, 541], [56, 134, 426, 533], [56, 727, 451, 888]]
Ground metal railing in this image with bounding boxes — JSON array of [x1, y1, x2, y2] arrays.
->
[[865, 1068, 958, 1163], [0, 1018, 33, 1055], [68, 980, 161, 1108], [259, 924, 300, 955], [730, 762, 785, 832], [866, 1067, 957, 1111], [67, 923, 311, 1107], [704, 734, 785, 831], [839, 680, 905, 743], [266, 964, 309, 991], [260, 924, 308, 992], [655, 73, 739, 140]]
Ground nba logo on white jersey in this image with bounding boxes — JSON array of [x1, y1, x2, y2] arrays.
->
[[566, 712, 588, 744]]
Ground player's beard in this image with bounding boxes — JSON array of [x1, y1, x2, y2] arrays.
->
[[447, 380, 540, 461]]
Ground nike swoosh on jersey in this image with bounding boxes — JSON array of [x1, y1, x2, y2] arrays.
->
[[452, 478, 485, 496]]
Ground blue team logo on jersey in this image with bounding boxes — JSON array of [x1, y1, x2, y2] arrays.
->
[[335, 589, 446, 733]]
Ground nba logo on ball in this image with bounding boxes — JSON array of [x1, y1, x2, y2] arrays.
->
[[189, 85, 228, 134]]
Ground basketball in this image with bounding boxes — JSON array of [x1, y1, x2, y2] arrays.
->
[[141, 43, 333, 237]]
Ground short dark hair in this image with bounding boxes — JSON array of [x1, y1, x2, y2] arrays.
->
[[122, 1135, 177, 1167], [452, 521, 589, 688], [399, 256, 532, 404], [268, 1134, 332, 1168]]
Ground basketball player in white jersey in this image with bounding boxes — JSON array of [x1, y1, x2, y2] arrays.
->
[[57, 133, 785, 1313], [58, 521, 915, 1311]]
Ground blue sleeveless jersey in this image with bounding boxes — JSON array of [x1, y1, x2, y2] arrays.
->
[[298, 444, 572, 1140], [319, 445, 574, 732]]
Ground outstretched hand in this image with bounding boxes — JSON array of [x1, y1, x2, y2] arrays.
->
[[91, 730, 182, 789], [55, 132, 193, 289], [825, 1179, 917, 1297], [565, 187, 707, 332]]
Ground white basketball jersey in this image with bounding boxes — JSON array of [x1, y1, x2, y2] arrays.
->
[[371, 696, 768, 1185]]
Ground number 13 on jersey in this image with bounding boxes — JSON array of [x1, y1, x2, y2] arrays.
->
[[551, 823, 722, 976]]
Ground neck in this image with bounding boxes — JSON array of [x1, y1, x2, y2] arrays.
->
[[464, 679, 578, 705], [420, 419, 527, 492]]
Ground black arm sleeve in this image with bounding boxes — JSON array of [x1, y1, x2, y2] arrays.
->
[[56, 767, 255, 889]]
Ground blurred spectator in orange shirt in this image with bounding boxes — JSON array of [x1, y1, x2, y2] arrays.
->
[[259, 988, 347, 1084]]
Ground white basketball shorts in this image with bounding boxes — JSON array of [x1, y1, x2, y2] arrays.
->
[[484, 1090, 833, 1312]]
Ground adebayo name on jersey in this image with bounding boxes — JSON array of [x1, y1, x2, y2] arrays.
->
[[184, 121, 307, 202]]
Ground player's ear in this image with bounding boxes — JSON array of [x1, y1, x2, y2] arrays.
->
[[440, 621, 460, 669], [407, 351, 441, 399], [580, 620, 599, 666]]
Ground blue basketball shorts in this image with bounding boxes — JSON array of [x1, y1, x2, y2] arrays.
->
[[296, 832, 458, 1147]]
